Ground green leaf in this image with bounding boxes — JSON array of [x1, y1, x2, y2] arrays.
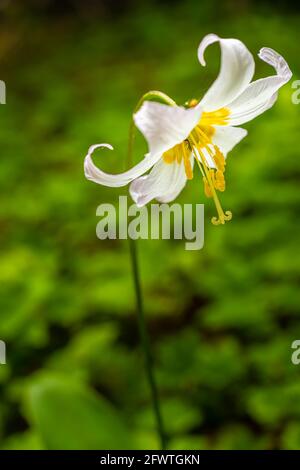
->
[[27, 375, 134, 450]]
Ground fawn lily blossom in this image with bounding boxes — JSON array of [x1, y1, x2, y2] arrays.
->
[[84, 34, 292, 224]]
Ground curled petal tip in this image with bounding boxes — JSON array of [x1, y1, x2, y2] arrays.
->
[[258, 46, 268, 57], [198, 33, 219, 67], [258, 47, 278, 60], [87, 143, 114, 156], [258, 47, 276, 64], [258, 47, 292, 81]]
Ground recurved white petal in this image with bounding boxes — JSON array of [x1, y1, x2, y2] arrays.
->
[[227, 47, 292, 125], [198, 34, 255, 111], [212, 126, 248, 155], [129, 156, 193, 206], [133, 101, 202, 156], [84, 143, 161, 187]]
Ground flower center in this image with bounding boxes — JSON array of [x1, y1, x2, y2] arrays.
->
[[162, 106, 232, 225], [198, 107, 230, 126], [163, 141, 193, 180]]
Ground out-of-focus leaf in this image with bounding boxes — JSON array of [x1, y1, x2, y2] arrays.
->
[[27, 375, 134, 449], [136, 397, 203, 435], [2, 431, 44, 450], [281, 423, 300, 450]]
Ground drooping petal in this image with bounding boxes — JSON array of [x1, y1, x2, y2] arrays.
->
[[84, 143, 161, 187], [198, 34, 255, 111], [227, 47, 292, 125], [129, 155, 193, 206], [133, 101, 202, 155], [212, 126, 248, 155]]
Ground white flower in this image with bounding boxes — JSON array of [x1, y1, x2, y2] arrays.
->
[[84, 34, 292, 224]]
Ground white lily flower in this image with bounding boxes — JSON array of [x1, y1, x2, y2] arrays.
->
[[84, 34, 292, 225]]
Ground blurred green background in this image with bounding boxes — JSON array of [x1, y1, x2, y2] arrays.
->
[[0, 0, 299, 450]]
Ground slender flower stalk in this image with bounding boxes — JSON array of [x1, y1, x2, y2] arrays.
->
[[126, 92, 173, 450], [129, 238, 167, 450]]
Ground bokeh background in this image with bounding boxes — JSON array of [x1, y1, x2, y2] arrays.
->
[[0, 0, 300, 450]]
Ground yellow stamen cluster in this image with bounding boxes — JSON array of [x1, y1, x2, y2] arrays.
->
[[163, 141, 193, 180], [162, 106, 232, 225]]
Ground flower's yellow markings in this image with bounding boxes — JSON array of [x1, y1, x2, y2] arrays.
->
[[163, 142, 193, 180], [163, 146, 179, 164], [199, 107, 230, 126], [198, 124, 215, 139], [182, 142, 193, 180], [162, 106, 231, 223], [194, 107, 230, 145]]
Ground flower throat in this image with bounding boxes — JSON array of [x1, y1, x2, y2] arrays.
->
[[163, 102, 232, 225]]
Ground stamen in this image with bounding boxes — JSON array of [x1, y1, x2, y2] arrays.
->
[[189, 133, 232, 225], [196, 127, 226, 173], [182, 142, 193, 180], [203, 177, 212, 197], [213, 146, 226, 172], [162, 106, 232, 225], [195, 129, 227, 191], [214, 170, 225, 192]]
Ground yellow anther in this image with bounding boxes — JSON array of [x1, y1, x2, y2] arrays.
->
[[213, 146, 226, 172], [209, 168, 215, 181], [203, 176, 212, 198], [214, 170, 225, 192], [187, 98, 199, 108]]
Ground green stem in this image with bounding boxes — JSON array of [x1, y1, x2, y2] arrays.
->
[[129, 238, 167, 450], [127, 90, 174, 450]]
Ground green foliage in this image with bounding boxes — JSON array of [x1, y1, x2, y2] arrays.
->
[[26, 375, 134, 450], [0, 0, 300, 450]]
